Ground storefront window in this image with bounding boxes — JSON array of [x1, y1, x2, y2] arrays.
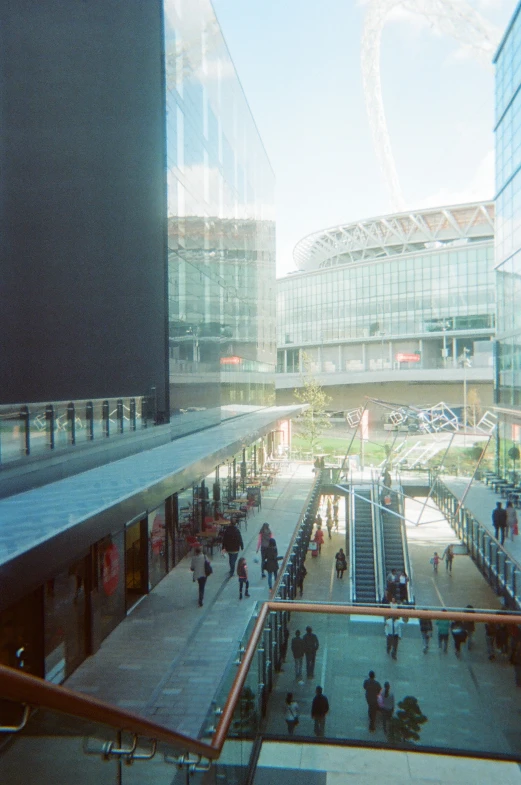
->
[[148, 503, 167, 589]]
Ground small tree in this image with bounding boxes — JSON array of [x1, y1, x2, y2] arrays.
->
[[388, 696, 428, 744], [294, 353, 332, 455], [508, 446, 520, 483], [466, 388, 482, 428]]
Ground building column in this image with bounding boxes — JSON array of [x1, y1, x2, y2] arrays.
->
[[452, 337, 458, 367], [362, 343, 367, 371]]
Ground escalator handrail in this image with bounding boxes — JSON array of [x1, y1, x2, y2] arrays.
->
[[348, 482, 357, 601], [396, 482, 415, 604], [370, 482, 386, 604]]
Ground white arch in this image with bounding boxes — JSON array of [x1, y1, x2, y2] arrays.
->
[[361, 0, 501, 210]]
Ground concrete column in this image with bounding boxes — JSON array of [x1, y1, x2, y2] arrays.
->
[[362, 343, 367, 371], [452, 337, 457, 367]]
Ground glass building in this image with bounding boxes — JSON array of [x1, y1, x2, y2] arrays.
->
[[494, 2, 521, 473], [164, 0, 276, 436], [277, 203, 495, 414]]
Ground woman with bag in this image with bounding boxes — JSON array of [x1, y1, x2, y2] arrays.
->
[[285, 692, 299, 734], [190, 547, 211, 608], [335, 548, 347, 579], [378, 682, 395, 734]]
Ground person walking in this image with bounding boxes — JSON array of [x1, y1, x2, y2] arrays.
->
[[463, 605, 475, 650], [378, 681, 395, 734], [431, 552, 441, 573], [443, 544, 454, 573], [256, 522, 272, 578], [303, 626, 319, 678], [311, 686, 329, 737], [386, 569, 398, 601], [297, 563, 307, 597], [326, 516, 333, 540], [237, 557, 250, 599], [222, 521, 244, 577], [285, 692, 299, 735], [314, 525, 324, 554], [335, 548, 347, 579], [263, 537, 283, 590], [492, 501, 507, 545], [436, 614, 450, 653], [398, 571, 409, 601], [291, 629, 305, 684], [363, 671, 382, 732], [451, 619, 467, 656], [190, 547, 210, 607], [506, 501, 518, 541], [420, 617, 433, 653], [384, 610, 402, 660]]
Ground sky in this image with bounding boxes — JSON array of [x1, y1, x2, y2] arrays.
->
[[212, 0, 518, 276]]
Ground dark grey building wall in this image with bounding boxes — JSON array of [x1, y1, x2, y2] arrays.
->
[[0, 1, 169, 412]]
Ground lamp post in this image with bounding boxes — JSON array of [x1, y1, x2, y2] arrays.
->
[[461, 347, 471, 446]]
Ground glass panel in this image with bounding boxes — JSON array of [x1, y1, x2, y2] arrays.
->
[[53, 401, 71, 450], [91, 400, 104, 441], [73, 401, 90, 444], [0, 405, 26, 464], [27, 403, 51, 457]]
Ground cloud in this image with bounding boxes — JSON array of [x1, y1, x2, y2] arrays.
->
[[412, 148, 495, 209]]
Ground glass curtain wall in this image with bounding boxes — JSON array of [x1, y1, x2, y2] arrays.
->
[[495, 7, 521, 469], [164, 0, 276, 437]]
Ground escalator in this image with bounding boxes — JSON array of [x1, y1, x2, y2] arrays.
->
[[352, 487, 377, 603], [379, 486, 414, 603]]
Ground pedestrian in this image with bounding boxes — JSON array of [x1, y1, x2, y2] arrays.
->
[[436, 613, 450, 653], [506, 501, 518, 541], [311, 686, 329, 737], [285, 692, 299, 735], [492, 501, 507, 545], [256, 522, 272, 579], [386, 569, 398, 600], [263, 537, 283, 590], [302, 625, 319, 678], [291, 629, 305, 684], [363, 670, 382, 732], [384, 608, 402, 660], [383, 469, 392, 489], [221, 521, 244, 577], [443, 544, 454, 573], [333, 497, 339, 529], [463, 605, 475, 650], [378, 681, 395, 733], [451, 619, 467, 656], [335, 548, 347, 579], [419, 617, 433, 653], [431, 552, 441, 573], [326, 516, 333, 540], [398, 571, 409, 601], [485, 621, 497, 660], [190, 547, 210, 608], [297, 563, 307, 597], [314, 525, 324, 554], [237, 557, 250, 599], [315, 512, 322, 528]]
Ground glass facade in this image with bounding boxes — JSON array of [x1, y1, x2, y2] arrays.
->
[[496, 5, 521, 414], [278, 207, 495, 376], [164, 0, 276, 435]]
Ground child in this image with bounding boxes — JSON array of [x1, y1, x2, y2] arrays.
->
[[431, 552, 440, 573], [237, 557, 250, 599]]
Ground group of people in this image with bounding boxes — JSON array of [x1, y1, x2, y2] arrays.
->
[[431, 544, 454, 574], [290, 626, 320, 684], [190, 520, 285, 605], [363, 671, 394, 733], [492, 501, 518, 545], [285, 685, 330, 736], [385, 569, 409, 602]]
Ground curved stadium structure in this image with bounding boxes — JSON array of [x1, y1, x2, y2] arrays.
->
[[277, 202, 496, 415]]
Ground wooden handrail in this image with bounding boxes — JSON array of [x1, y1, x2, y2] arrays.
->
[[0, 666, 218, 760]]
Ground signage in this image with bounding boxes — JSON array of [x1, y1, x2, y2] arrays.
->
[[395, 352, 421, 363], [102, 544, 120, 596], [220, 356, 242, 365]]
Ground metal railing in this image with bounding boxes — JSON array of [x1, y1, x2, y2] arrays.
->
[[431, 478, 521, 609]]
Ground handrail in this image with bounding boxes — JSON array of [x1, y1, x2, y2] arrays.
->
[[396, 482, 415, 604], [348, 483, 356, 601], [371, 482, 386, 603], [0, 665, 218, 760]]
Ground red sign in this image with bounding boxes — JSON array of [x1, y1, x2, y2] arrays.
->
[[102, 544, 120, 596], [395, 353, 421, 363], [220, 356, 242, 365]]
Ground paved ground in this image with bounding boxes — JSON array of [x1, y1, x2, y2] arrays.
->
[[65, 462, 315, 738]]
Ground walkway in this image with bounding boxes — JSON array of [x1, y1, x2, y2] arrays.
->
[[65, 463, 315, 738]]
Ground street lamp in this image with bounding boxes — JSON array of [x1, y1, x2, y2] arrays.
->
[[461, 347, 471, 445]]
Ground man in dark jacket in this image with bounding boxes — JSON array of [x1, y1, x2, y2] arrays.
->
[[363, 670, 382, 731], [492, 502, 507, 545], [221, 522, 244, 577], [311, 685, 329, 737], [302, 625, 319, 678], [291, 629, 305, 684]]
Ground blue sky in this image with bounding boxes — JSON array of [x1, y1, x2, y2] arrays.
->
[[212, 0, 518, 275]]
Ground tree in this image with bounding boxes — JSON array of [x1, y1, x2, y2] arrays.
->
[[388, 696, 428, 744], [466, 388, 482, 428], [294, 353, 332, 455], [508, 446, 520, 483]]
